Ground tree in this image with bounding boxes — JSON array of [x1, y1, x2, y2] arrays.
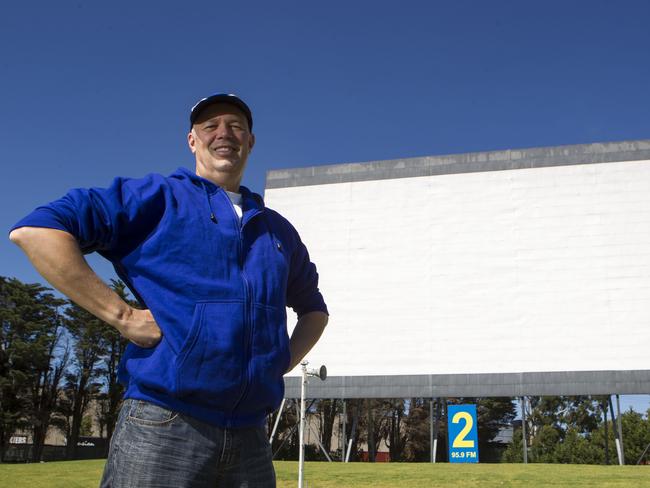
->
[[0, 277, 29, 460], [0, 277, 67, 462], [475, 398, 517, 453], [530, 424, 561, 463], [501, 427, 524, 463], [553, 427, 603, 464], [95, 280, 130, 449], [563, 396, 604, 435], [269, 399, 300, 460], [527, 396, 605, 439], [527, 396, 565, 438], [59, 301, 105, 459], [364, 399, 392, 462], [80, 415, 93, 436], [343, 399, 364, 461], [621, 409, 650, 464], [503, 396, 650, 465], [403, 398, 430, 461], [316, 399, 339, 455], [384, 399, 407, 462]]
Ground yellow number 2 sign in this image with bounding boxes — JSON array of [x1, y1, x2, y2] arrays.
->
[[452, 411, 475, 448], [448, 404, 479, 463]]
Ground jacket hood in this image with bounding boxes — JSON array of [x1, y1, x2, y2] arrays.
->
[[171, 166, 265, 211]]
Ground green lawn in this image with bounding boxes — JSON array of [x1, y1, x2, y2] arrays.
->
[[0, 460, 648, 487]]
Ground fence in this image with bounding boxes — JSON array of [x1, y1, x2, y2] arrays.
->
[[1, 438, 108, 463]]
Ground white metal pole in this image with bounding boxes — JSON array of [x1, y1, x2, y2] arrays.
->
[[616, 394, 625, 465], [609, 396, 623, 465], [298, 362, 308, 488], [345, 439, 353, 463], [341, 400, 347, 462], [521, 397, 528, 464], [432, 399, 441, 464], [269, 398, 286, 444], [638, 442, 650, 465], [429, 399, 434, 463], [614, 436, 623, 465], [345, 404, 358, 463]]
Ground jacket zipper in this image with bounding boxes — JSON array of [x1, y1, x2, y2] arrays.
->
[[229, 228, 253, 426], [223, 193, 257, 427]]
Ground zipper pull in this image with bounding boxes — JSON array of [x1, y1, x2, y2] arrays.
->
[[210, 213, 218, 223]]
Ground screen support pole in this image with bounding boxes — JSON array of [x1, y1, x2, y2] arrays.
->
[[269, 398, 286, 445], [431, 398, 441, 463], [341, 400, 347, 462], [521, 396, 528, 464], [616, 394, 625, 465], [609, 396, 624, 465]]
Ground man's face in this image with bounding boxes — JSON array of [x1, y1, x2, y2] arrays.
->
[[188, 103, 255, 191]]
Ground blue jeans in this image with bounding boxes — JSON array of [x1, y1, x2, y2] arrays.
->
[[100, 399, 276, 488]]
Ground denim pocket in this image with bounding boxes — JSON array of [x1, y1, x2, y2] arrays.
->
[[126, 400, 178, 426], [175, 301, 246, 410]]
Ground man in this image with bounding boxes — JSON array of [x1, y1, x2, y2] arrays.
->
[[9, 93, 328, 487]]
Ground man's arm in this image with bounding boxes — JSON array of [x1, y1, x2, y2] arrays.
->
[[9, 226, 161, 347], [286, 310, 328, 373]]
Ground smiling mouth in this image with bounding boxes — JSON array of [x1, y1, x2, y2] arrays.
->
[[213, 146, 237, 155]]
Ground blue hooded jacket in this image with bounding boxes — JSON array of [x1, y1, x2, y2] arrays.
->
[[11, 167, 327, 427]]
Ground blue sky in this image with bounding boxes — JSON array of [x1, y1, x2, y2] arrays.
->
[[1, 1, 649, 412]]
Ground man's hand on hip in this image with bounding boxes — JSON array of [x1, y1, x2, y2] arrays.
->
[[117, 308, 162, 348]]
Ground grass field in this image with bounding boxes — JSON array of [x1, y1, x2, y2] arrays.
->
[[0, 459, 649, 487]]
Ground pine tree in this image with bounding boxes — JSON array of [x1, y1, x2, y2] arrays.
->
[[60, 301, 105, 459], [0, 277, 67, 462], [385, 399, 407, 462]]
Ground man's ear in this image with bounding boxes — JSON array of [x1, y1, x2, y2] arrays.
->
[[187, 130, 196, 154], [249, 133, 256, 152]]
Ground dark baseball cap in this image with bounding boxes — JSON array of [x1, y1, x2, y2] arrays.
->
[[189, 93, 253, 131]]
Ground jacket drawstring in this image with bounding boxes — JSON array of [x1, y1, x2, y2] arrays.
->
[[201, 181, 218, 223]]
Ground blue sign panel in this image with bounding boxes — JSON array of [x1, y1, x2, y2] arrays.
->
[[447, 404, 479, 463]]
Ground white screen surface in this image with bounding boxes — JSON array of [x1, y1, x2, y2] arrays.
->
[[266, 159, 650, 378]]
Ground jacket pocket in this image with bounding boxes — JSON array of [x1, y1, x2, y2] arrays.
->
[[237, 304, 289, 417], [124, 336, 177, 395], [175, 300, 246, 410]]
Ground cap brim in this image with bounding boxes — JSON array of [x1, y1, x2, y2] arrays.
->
[[190, 94, 253, 130]]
